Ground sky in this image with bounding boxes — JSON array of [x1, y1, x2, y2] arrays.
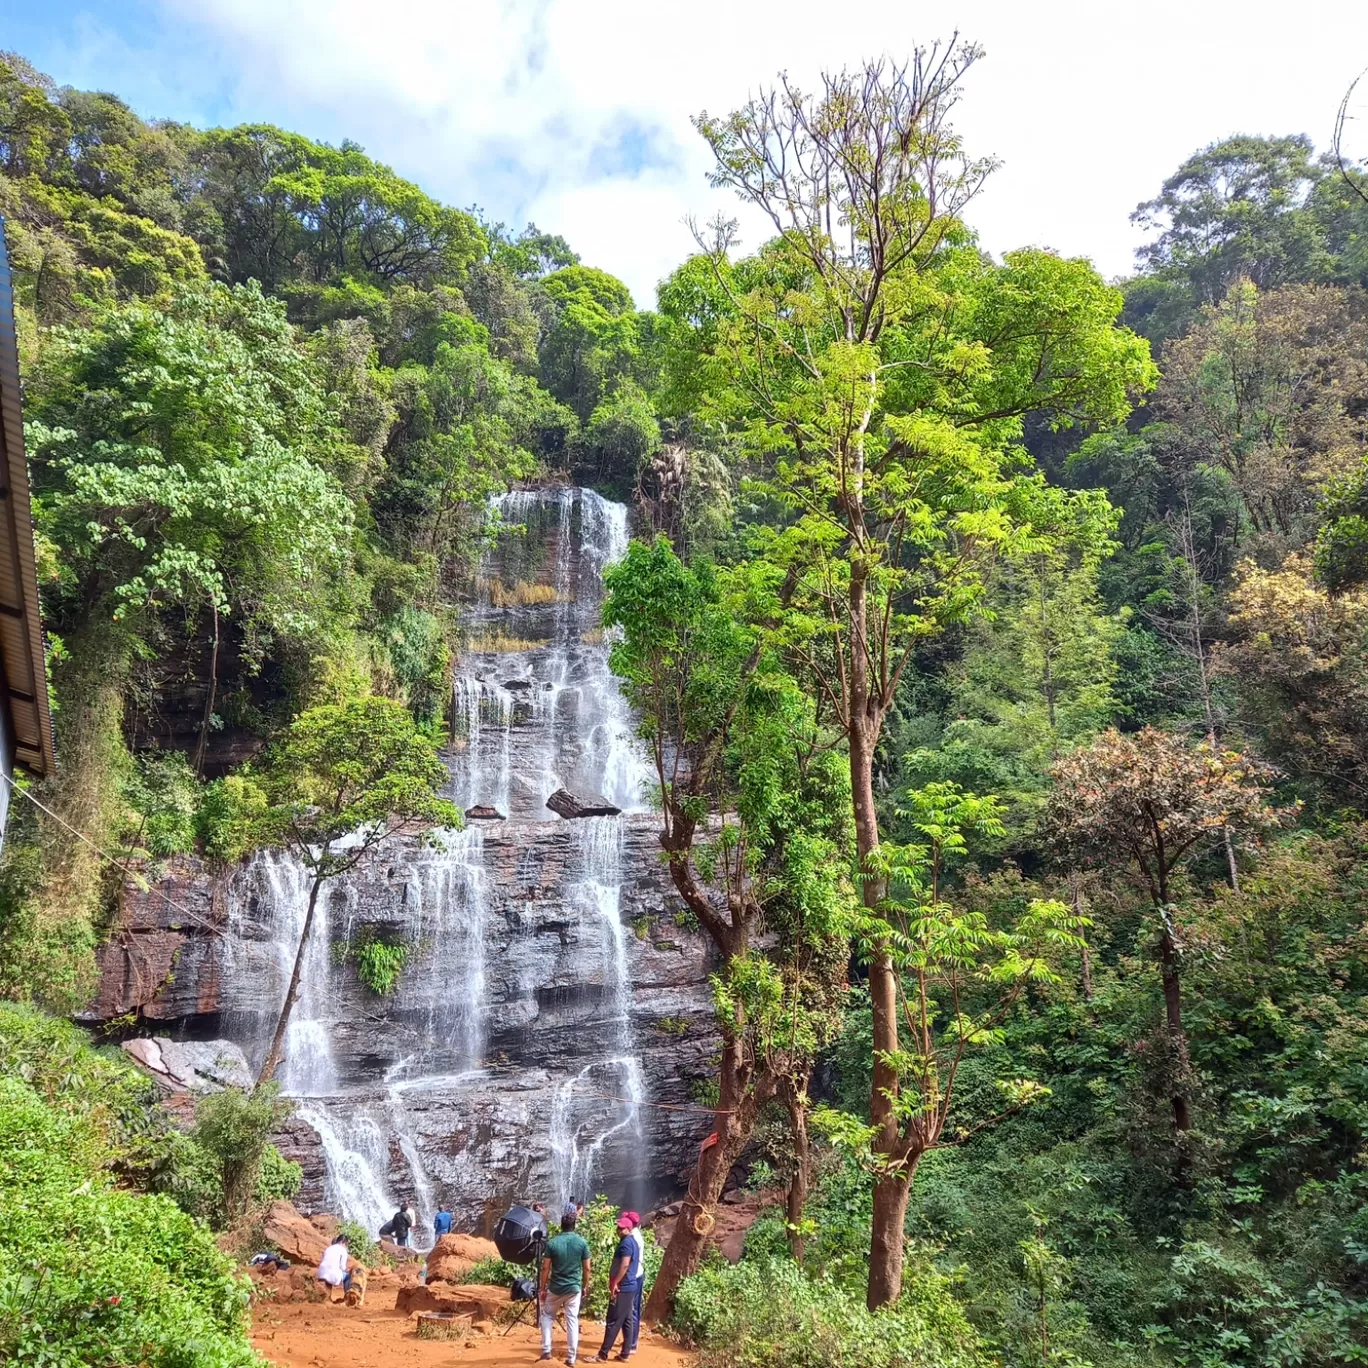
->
[[6, 0, 1368, 306]]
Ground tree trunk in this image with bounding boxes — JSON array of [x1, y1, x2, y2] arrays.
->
[[1157, 919, 1191, 1136], [851, 707, 904, 1309], [193, 601, 220, 779], [644, 1047, 774, 1320], [256, 869, 325, 1088], [867, 1154, 920, 1310], [782, 1080, 810, 1264]]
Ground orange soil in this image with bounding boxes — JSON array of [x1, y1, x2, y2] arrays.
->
[[251, 1284, 697, 1368]]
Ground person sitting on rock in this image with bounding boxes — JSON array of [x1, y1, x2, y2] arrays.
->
[[433, 1202, 454, 1237], [316, 1235, 353, 1300]]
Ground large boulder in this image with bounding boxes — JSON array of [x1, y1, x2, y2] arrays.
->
[[262, 1201, 331, 1266], [426, 1233, 501, 1284], [120, 1037, 253, 1093], [396, 1282, 510, 1320], [546, 787, 621, 819]]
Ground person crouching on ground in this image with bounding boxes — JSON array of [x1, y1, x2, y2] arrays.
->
[[539, 1203, 591, 1366], [591, 1213, 643, 1362], [316, 1235, 353, 1300]]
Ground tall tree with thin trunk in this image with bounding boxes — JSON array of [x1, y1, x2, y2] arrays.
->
[[254, 696, 460, 1088], [1045, 728, 1277, 1156], [604, 537, 851, 1317], [683, 47, 1155, 1306]]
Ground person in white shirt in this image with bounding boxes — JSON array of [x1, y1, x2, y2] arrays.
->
[[316, 1235, 354, 1297], [625, 1212, 645, 1355]]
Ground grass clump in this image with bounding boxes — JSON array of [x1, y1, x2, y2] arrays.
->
[[482, 578, 564, 607], [335, 927, 411, 996], [464, 629, 548, 654]]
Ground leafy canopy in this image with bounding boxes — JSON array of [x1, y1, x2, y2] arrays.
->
[[258, 696, 460, 875]]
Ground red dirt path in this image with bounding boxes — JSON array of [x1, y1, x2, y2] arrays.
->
[[251, 1285, 697, 1368]]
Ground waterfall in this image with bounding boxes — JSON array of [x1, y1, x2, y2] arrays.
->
[[548, 815, 646, 1203], [210, 487, 663, 1241]]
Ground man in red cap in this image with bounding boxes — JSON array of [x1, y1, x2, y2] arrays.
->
[[589, 1213, 642, 1362]]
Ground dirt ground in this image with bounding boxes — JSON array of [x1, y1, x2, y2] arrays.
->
[[251, 1284, 697, 1368]]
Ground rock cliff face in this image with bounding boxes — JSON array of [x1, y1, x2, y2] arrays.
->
[[82, 488, 721, 1241]]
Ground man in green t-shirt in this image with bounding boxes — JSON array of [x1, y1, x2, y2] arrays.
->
[[539, 1205, 592, 1365]]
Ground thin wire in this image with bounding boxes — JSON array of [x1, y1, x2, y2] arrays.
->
[[569, 1088, 731, 1115], [0, 769, 226, 939]]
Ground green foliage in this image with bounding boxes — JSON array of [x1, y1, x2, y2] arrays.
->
[[124, 750, 200, 858], [336, 1220, 378, 1266], [1130, 135, 1330, 338], [259, 696, 460, 869], [373, 606, 451, 723], [196, 774, 271, 864], [0, 1003, 173, 1178], [0, 1005, 259, 1366], [463, 1256, 527, 1286], [254, 1143, 301, 1205], [0, 1077, 259, 1368], [672, 1256, 988, 1368], [570, 1196, 663, 1321], [26, 281, 355, 648], [343, 930, 410, 996], [190, 1084, 292, 1227]]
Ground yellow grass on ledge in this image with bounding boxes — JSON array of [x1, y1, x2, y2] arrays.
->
[[480, 578, 565, 607]]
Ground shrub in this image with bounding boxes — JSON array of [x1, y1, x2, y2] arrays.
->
[[0, 1076, 258, 1367], [353, 936, 408, 995], [377, 606, 451, 723], [191, 1084, 292, 1227], [672, 1257, 988, 1368], [337, 1220, 378, 1267], [465, 1256, 527, 1286], [336, 927, 412, 995], [125, 751, 200, 857], [0, 1003, 173, 1178], [254, 1143, 302, 1206], [196, 774, 270, 864], [570, 1196, 663, 1321]]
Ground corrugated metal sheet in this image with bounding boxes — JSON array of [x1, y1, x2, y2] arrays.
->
[[0, 219, 56, 776]]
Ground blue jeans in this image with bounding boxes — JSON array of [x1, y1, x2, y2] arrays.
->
[[627, 1277, 643, 1351]]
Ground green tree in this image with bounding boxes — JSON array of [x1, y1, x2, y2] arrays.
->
[[1045, 728, 1278, 1153], [372, 333, 545, 567], [537, 264, 645, 420], [686, 49, 1153, 1307], [604, 536, 852, 1314], [254, 697, 459, 1085], [1130, 135, 1330, 340], [26, 281, 354, 660], [190, 1082, 291, 1225], [900, 483, 1123, 844]]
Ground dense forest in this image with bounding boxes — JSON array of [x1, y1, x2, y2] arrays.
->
[[2, 36, 1368, 1368]]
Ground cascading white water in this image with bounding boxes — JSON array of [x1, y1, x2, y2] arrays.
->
[[222, 487, 659, 1243], [547, 815, 646, 1202]]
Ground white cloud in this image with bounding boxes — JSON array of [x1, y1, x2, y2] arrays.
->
[[127, 0, 1368, 303]]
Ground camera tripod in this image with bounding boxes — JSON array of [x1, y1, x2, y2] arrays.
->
[[501, 1229, 546, 1337]]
